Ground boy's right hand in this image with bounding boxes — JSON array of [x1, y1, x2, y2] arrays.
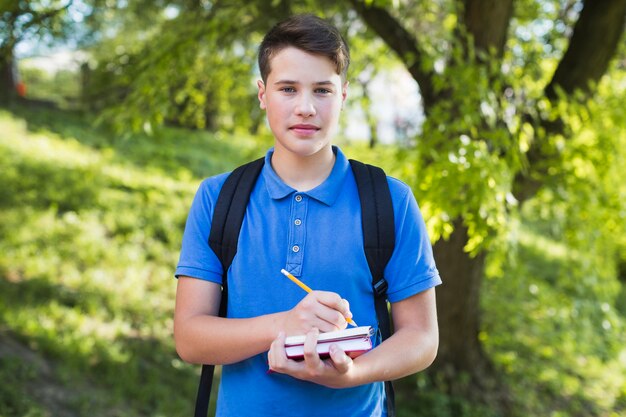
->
[[280, 291, 353, 335]]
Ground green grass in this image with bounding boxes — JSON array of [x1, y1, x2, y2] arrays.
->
[[0, 104, 264, 416], [481, 213, 626, 417], [1, 105, 625, 417]]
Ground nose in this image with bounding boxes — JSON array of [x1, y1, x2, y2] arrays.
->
[[295, 93, 316, 117]]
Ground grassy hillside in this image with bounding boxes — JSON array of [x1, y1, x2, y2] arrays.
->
[[0, 105, 264, 416], [1, 105, 625, 417]]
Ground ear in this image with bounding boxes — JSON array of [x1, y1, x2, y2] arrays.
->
[[257, 80, 267, 110], [341, 81, 349, 107]]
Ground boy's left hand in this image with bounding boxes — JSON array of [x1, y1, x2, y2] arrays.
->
[[267, 328, 355, 388]]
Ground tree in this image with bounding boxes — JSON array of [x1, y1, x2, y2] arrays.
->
[[79, 0, 300, 132], [0, 0, 78, 103], [348, 0, 626, 411]]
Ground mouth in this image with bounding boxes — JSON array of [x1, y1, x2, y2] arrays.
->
[[290, 124, 320, 135]]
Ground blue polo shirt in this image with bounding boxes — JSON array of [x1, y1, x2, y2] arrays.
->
[[176, 146, 441, 417]]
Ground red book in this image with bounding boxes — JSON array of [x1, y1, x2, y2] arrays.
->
[[284, 326, 374, 360]]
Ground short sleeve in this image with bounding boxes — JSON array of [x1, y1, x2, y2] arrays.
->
[[174, 174, 229, 284], [384, 178, 441, 303]]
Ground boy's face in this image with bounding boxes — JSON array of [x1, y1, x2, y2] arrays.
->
[[257, 47, 347, 159]]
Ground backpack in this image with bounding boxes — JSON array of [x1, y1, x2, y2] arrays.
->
[[195, 157, 396, 417]]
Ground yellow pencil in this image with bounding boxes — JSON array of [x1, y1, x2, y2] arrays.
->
[[280, 269, 358, 327]]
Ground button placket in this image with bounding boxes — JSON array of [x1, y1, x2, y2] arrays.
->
[[286, 193, 307, 275]]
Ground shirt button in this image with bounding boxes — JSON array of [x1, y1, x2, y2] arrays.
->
[[294, 219, 302, 226], [295, 195, 303, 202], [292, 245, 300, 253]]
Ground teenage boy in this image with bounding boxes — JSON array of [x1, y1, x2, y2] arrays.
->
[[174, 14, 441, 416]]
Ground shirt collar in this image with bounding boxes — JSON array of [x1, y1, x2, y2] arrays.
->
[[262, 146, 349, 206]]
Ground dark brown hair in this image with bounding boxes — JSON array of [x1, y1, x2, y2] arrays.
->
[[258, 14, 350, 83]]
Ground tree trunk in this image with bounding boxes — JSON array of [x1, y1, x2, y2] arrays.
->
[[462, 0, 514, 58], [432, 221, 485, 373], [429, 220, 510, 408], [358, 78, 378, 148], [0, 49, 17, 104]]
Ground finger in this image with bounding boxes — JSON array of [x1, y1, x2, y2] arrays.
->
[[302, 327, 321, 368], [316, 292, 353, 319], [315, 291, 345, 311], [267, 331, 282, 367], [268, 331, 286, 371], [314, 307, 347, 332], [328, 343, 352, 374], [342, 299, 353, 321]]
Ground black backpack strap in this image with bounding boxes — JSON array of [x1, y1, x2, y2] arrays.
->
[[209, 157, 266, 278], [194, 157, 265, 417], [349, 159, 396, 417], [194, 365, 216, 417]]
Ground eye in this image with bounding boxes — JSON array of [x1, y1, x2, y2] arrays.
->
[[280, 87, 296, 93], [315, 88, 332, 95]]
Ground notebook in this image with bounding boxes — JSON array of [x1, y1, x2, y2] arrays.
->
[[284, 326, 374, 360]]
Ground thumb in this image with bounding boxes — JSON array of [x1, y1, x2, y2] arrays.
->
[[328, 344, 352, 373]]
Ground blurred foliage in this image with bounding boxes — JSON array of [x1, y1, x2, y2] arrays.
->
[[82, 7, 262, 133], [0, 105, 265, 416], [388, 0, 588, 252], [18, 66, 81, 108], [479, 69, 626, 417], [0, 1, 80, 51], [0, 357, 45, 416], [0, 0, 89, 102], [78, 1, 282, 133]]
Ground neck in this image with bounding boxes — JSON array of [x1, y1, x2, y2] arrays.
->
[[271, 146, 335, 191]]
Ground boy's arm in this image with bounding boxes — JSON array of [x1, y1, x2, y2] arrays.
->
[[267, 287, 439, 388], [355, 287, 439, 381], [174, 276, 354, 365]]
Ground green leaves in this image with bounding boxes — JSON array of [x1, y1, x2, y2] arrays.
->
[[83, 3, 268, 134]]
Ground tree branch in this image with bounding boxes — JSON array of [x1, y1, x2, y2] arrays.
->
[[349, 0, 437, 111], [546, 0, 626, 99], [514, 0, 626, 202], [22, 0, 75, 33], [462, 0, 514, 57]]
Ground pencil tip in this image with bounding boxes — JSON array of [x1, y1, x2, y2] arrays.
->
[[349, 320, 358, 327]]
